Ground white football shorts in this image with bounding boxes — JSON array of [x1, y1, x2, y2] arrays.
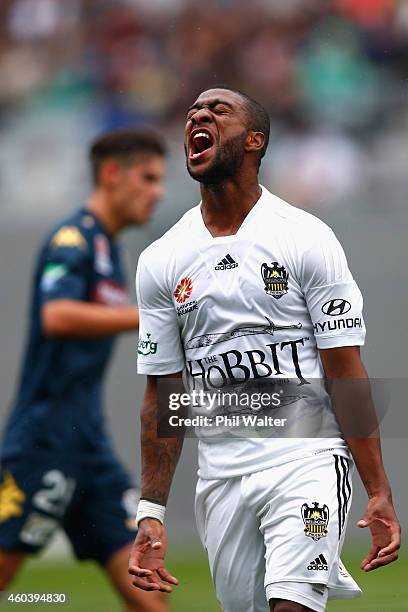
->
[[195, 452, 362, 612]]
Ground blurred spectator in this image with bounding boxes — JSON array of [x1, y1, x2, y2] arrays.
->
[[335, 0, 393, 28], [8, 0, 81, 41], [266, 122, 366, 210], [296, 17, 383, 131], [0, 0, 407, 215]]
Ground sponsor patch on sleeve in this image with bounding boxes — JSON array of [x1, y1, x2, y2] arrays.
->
[[40, 263, 68, 292], [51, 226, 86, 250], [138, 333, 158, 356]]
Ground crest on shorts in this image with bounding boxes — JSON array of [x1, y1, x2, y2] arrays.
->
[[261, 261, 289, 299], [301, 502, 329, 541]]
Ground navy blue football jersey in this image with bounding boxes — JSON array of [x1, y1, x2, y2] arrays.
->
[[2, 208, 130, 459]]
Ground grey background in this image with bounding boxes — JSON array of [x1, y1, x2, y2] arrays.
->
[[1, 175, 407, 549]]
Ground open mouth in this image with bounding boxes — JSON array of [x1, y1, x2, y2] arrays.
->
[[189, 130, 215, 161]]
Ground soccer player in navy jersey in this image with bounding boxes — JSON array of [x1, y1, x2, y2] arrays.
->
[[0, 130, 168, 611]]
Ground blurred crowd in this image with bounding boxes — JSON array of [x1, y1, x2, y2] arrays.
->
[[0, 0, 407, 214]]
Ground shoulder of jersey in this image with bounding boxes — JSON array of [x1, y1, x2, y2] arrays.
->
[[263, 189, 335, 243], [139, 206, 200, 265], [45, 210, 94, 252]]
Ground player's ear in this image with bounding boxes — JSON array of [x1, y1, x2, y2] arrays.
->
[[99, 159, 122, 188], [245, 131, 265, 155]]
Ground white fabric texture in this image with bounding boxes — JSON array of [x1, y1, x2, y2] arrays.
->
[[195, 453, 362, 612], [136, 186, 366, 478]]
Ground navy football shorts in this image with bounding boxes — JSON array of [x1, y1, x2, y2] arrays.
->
[[0, 449, 139, 565]]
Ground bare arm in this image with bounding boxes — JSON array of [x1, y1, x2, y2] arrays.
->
[[41, 299, 138, 338], [140, 374, 185, 504], [129, 373, 185, 592], [319, 346, 400, 571]]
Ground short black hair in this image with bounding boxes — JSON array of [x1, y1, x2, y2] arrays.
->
[[89, 130, 166, 185], [209, 85, 270, 167]]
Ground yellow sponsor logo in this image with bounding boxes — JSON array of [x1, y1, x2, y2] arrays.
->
[[0, 472, 26, 523], [51, 226, 86, 249]]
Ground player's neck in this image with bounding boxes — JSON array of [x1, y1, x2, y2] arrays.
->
[[200, 177, 261, 238], [87, 191, 121, 236]]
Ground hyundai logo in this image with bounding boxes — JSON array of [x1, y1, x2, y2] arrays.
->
[[321, 299, 351, 316]]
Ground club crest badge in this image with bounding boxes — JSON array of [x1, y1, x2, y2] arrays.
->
[[261, 261, 289, 299], [301, 502, 329, 541]]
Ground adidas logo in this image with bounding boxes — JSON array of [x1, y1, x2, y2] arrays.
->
[[215, 254, 238, 270], [307, 554, 328, 571]]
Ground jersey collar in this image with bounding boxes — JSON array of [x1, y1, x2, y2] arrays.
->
[[194, 184, 269, 242]]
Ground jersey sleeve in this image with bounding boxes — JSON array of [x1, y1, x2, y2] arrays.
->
[[136, 252, 185, 375], [300, 225, 366, 349], [39, 225, 92, 304]]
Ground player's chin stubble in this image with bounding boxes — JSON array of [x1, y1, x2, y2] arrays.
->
[[186, 133, 246, 185]]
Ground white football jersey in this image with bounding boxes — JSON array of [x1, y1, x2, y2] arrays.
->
[[136, 187, 366, 479]]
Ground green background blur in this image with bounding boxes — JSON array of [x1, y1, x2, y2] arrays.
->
[[2, 547, 406, 611]]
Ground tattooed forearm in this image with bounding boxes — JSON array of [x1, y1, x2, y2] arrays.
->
[[140, 375, 185, 505]]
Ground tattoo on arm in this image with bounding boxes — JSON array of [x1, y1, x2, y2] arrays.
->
[[140, 383, 184, 505]]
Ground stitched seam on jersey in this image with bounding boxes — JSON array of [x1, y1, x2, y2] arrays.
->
[[265, 577, 330, 586], [137, 360, 183, 366], [139, 307, 176, 311], [307, 281, 358, 290], [137, 258, 174, 303], [316, 332, 364, 339], [316, 330, 364, 336]]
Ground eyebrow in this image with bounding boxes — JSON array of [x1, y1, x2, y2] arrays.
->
[[187, 99, 234, 113]]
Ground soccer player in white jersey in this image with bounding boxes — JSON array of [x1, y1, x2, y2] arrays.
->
[[128, 87, 400, 612]]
